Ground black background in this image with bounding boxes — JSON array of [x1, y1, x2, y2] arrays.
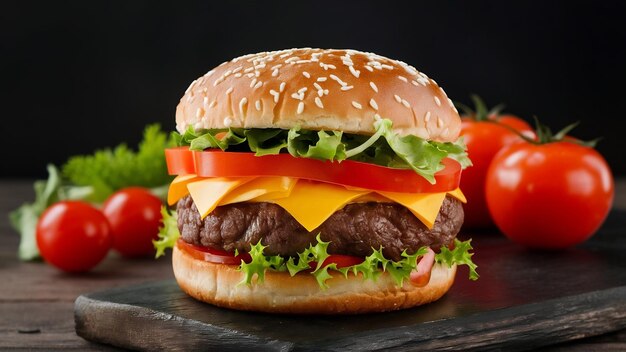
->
[[2, 1, 625, 178]]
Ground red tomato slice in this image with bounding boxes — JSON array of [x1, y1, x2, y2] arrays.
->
[[165, 148, 461, 193], [177, 239, 251, 265], [319, 254, 364, 269]]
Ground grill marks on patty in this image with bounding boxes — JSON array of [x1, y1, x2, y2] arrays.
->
[[176, 195, 463, 261]]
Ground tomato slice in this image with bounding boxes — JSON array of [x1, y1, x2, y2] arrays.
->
[[177, 239, 251, 265], [320, 254, 364, 268], [165, 148, 461, 193]]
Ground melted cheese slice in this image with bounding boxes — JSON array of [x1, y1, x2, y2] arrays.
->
[[168, 174, 201, 205], [177, 176, 466, 231], [271, 180, 370, 231], [220, 177, 296, 205], [186, 177, 252, 218]]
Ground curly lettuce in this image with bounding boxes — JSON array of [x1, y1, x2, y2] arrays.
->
[[153, 220, 478, 289], [174, 118, 471, 184]]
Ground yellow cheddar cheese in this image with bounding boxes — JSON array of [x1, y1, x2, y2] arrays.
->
[[186, 177, 252, 218], [271, 180, 369, 231], [168, 174, 201, 205], [221, 177, 296, 205], [178, 176, 466, 231]]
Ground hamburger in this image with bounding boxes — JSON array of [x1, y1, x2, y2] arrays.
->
[[155, 48, 478, 314]]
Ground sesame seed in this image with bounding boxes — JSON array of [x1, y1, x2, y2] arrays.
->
[[255, 100, 262, 111], [272, 69, 279, 77], [425, 111, 431, 122], [225, 87, 234, 95], [313, 83, 323, 91], [394, 95, 402, 103], [315, 97, 324, 108], [203, 96, 208, 105], [270, 90, 280, 103], [244, 67, 254, 73], [224, 70, 232, 77], [330, 74, 347, 86], [349, 66, 360, 78], [246, 73, 255, 78], [411, 80, 419, 86], [381, 64, 394, 70], [233, 66, 243, 73], [326, 64, 336, 69], [291, 92, 304, 100], [223, 116, 233, 127], [369, 82, 378, 92], [317, 77, 327, 82], [323, 89, 329, 95], [279, 82, 286, 92], [369, 99, 379, 110], [364, 65, 374, 72], [447, 98, 455, 108], [397, 76, 408, 83], [437, 117, 444, 128], [297, 102, 304, 114], [340, 85, 354, 91], [254, 81, 263, 89], [234, 73, 242, 78], [208, 100, 217, 108], [239, 97, 248, 115], [298, 87, 308, 93], [374, 113, 381, 120], [401, 99, 411, 108], [213, 77, 224, 86], [302, 71, 311, 78], [317, 90, 323, 97], [434, 96, 441, 106], [249, 78, 257, 88], [196, 107, 204, 118], [352, 101, 363, 109]]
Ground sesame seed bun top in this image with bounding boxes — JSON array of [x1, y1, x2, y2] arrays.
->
[[176, 48, 461, 142]]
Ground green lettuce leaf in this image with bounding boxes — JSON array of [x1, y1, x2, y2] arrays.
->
[[151, 212, 479, 288], [62, 124, 176, 202], [238, 242, 286, 285], [153, 207, 179, 258], [436, 238, 479, 280], [175, 118, 470, 184]]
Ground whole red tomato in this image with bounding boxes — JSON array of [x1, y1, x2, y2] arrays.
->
[[486, 141, 614, 248], [36, 201, 112, 272], [461, 114, 534, 228], [102, 187, 163, 257]]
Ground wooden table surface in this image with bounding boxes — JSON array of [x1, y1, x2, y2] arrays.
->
[[1, 180, 625, 351]]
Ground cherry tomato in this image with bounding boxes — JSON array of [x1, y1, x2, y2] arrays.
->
[[177, 239, 251, 265], [486, 142, 614, 248], [36, 201, 112, 272], [102, 188, 163, 257], [460, 115, 534, 228], [165, 148, 461, 193]]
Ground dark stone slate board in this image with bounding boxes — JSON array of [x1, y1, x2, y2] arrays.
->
[[75, 211, 626, 351]]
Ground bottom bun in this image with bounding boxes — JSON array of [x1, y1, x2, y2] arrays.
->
[[172, 244, 456, 314]]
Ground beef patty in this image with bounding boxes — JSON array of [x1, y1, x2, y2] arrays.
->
[[176, 196, 463, 261]]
